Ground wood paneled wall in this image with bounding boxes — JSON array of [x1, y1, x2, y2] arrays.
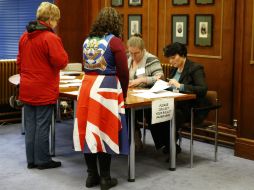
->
[[234, 0, 254, 160], [157, 0, 235, 127], [55, 0, 254, 160], [55, 0, 102, 62], [103, 0, 159, 55]]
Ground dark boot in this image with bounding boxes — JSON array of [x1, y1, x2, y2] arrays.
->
[[85, 154, 100, 188], [86, 173, 100, 188], [98, 153, 117, 190], [100, 177, 118, 190]]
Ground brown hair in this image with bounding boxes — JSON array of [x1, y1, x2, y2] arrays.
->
[[89, 7, 122, 38]]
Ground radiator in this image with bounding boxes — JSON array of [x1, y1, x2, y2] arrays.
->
[[161, 63, 172, 78], [0, 59, 18, 105]]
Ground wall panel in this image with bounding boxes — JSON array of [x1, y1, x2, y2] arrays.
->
[[158, 0, 234, 126]]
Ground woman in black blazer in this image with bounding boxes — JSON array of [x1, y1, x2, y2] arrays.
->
[[150, 42, 208, 154]]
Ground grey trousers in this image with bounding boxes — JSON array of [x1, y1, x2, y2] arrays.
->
[[24, 104, 54, 165]]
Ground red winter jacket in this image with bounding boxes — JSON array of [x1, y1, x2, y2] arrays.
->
[[17, 21, 68, 105]]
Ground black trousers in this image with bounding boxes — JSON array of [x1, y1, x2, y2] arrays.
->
[[148, 108, 187, 149], [84, 153, 111, 178]]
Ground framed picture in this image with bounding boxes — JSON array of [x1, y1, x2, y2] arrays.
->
[[171, 14, 188, 45], [128, 14, 142, 38], [172, 0, 189, 6], [111, 0, 124, 7], [128, 0, 142, 6], [195, 14, 213, 47], [195, 0, 214, 5]]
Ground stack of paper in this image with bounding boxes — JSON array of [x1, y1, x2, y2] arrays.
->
[[132, 80, 184, 98]]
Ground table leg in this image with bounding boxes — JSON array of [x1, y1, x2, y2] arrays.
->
[[128, 108, 135, 182], [169, 108, 176, 171], [73, 100, 77, 120], [56, 99, 61, 122]]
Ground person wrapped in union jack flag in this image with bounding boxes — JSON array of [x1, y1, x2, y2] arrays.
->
[[73, 7, 129, 190]]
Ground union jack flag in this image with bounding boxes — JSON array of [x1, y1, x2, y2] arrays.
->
[[73, 74, 129, 155]]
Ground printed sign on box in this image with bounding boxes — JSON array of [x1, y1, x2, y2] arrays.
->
[[151, 98, 174, 124]]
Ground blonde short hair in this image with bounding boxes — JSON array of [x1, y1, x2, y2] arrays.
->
[[127, 35, 145, 50], [36, 2, 60, 22]]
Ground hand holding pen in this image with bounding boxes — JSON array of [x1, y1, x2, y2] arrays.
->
[[166, 78, 181, 89]]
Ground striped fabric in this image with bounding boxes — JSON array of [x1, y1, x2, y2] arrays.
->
[[73, 74, 129, 155]]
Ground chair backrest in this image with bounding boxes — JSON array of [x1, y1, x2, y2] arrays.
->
[[205, 90, 219, 122], [192, 90, 220, 125], [206, 91, 218, 105]]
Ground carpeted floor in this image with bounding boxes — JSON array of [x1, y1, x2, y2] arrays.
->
[[0, 120, 254, 190]]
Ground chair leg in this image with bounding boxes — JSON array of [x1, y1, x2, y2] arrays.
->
[[178, 128, 182, 147], [190, 108, 194, 168], [214, 108, 218, 162], [142, 125, 146, 145]]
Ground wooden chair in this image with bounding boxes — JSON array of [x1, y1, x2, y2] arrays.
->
[[179, 90, 222, 168]]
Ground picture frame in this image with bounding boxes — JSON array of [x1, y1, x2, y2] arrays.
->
[[195, 0, 214, 5], [172, 0, 189, 6], [171, 14, 189, 45], [194, 14, 213, 47], [111, 0, 124, 7], [128, 0, 142, 7], [128, 14, 142, 38]]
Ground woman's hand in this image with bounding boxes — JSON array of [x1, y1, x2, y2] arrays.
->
[[168, 79, 181, 89], [128, 77, 146, 87], [155, 74, 163, 81]]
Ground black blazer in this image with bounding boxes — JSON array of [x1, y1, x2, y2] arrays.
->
[[169, 59, 209, 123], [169, 59, 207, 98]]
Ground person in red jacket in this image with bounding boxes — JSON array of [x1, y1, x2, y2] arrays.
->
[[16, 2, 68, 170]]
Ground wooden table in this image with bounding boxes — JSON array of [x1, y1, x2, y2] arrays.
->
[[125, 90, 196, 181], [16, 70, 196, 181], [58, 88, 195, 181]]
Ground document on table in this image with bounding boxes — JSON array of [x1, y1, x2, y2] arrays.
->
[[149, 79, 170, 92], [131, 80, 185, 98], [59, 83, 81, 87], [63, 91, 79, 96], [132, 79, 169, 93], [60, 79, 82, 83], [60, 71, 83, 75], [60, 75, 76, 79], [133, 90, 184, 98]]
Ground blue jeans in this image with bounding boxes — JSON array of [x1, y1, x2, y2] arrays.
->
[[24, 104, 54, 165]]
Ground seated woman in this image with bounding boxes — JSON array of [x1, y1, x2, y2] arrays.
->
[[149, 42, 208, 154], [127, 34, 164, 151]]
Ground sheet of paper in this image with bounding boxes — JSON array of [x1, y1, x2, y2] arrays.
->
[[60, 79, 82, 83], [152, 98, 174, 124], [60, 75, 76, 79], [60, 71, 83, 75], [131, 80, 169, 93], [59, 83, 81, 87], [132, 89, 150, 93], [132, 90, 185, 99], [149, 79, 170, 92], [64, 91, 79, 96]]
